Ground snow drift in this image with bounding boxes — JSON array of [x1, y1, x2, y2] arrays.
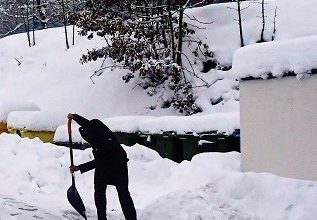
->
[[0, 133, 316, 219]]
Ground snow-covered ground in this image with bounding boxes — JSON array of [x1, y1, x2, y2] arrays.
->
[[0, 133, 316, 220], [1, 0, 317, 219], [1, 0, 316, 119]]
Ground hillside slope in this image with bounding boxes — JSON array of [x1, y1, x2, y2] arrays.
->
[[0, 0, 316, 119]]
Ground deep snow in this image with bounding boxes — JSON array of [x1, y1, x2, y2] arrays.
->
[[1, 0, 317, 219], [0, 133, 316, 219]]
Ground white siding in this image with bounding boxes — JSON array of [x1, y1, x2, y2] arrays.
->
[[240, 75, 317, 181]]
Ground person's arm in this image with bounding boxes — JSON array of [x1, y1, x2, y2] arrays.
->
[[78, 160, 96, 173], [69, 113, 90, 127], [69, 160, 96, 174]]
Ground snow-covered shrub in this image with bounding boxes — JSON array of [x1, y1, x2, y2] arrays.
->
[[73, 0, 212, 115]]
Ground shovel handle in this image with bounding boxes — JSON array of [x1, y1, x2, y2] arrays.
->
[[67, 117, 75, 185]]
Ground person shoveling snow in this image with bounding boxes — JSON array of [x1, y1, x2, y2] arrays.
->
[[68, 113, 137, 220]]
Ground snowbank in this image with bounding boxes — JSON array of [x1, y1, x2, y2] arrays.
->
[[232, 35, 317, 79], [0, 100, 40, 123], [54, 112, 240, 143], [0, 134, 316, 219], [7, 111, 66, 131]]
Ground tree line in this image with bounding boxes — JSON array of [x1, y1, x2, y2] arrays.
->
[[0, 0, 85, 42]]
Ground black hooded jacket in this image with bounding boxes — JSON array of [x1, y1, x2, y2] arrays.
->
[[72, 114, 128, 185]]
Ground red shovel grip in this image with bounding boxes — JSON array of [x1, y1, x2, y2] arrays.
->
[[67, 116, 72, 134]]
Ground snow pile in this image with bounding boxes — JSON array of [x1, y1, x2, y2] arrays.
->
[[7, 111, 66, 131], [54, 112, 239, 142], [0, 27, 177, 119], [54, 123, 82, 143], [0, 134, 316, 219], [0, 100, 40, 123], [232, 35, 317, 79]]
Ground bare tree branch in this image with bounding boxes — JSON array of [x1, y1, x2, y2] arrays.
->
[[272, 6, 277, 41]]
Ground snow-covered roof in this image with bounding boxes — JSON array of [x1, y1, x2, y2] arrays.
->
[[54, 112, 240, 142], [232, 35, 317, 80], [7, 111, 66, 131], [0, 100, 40, 123]]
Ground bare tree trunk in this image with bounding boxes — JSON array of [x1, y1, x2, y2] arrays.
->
[[61, 0, 70, 49], [272, 6, 277, 41], [260, 0, 265, 42], [32, 0, 36, 45], [72, 0, 75, 45], [237, 0, 244, 47], [176, 0, 184, 66], [167, 0, 176, 62], [158, 0, 168, 48], [24, 1, 32, 47]]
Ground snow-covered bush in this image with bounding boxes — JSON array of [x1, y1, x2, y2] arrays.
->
[[73, 0, 213, 115]]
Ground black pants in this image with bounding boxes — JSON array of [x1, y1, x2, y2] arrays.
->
[[94, 168, 137, 220]]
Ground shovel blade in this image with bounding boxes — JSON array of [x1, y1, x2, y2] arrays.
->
[[67, 185, 87, 219]]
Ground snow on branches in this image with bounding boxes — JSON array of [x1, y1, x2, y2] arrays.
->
[[75, 0, 212, 115]]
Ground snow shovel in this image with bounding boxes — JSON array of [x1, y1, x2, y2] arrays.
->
[[67, 117, 87, 220]]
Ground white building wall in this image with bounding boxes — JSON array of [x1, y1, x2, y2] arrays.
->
[[240, 75, 317, 181]]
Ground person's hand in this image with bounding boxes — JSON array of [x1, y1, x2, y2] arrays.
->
[[69, 165, 79, 173], [67, 113, 73, 120]]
